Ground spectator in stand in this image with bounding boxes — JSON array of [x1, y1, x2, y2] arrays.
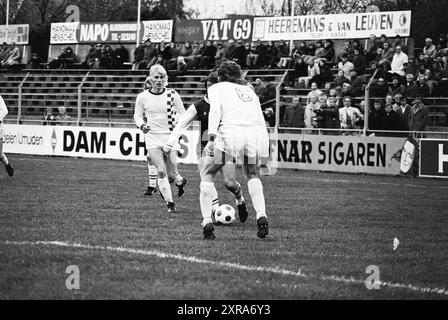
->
[[1, 42, 21, 68], [277, 40, 291, 68], [369, 100, 385, 132], [340, 40, 354, 61], [224, 39, 236, 63], [350, 71, 364, 97], [392, 93, 404, 112], [384, 94, 394, 112], [111, 42, 129, 69], [232, 40, 247, 69], [388, 76, 405, 97], [253, 78, 266, 96], [293, 56, 308, 87], [305, 94, 319, 129], [438, 33, 447, 49], [409, 97, 429, 131], [307, 82, 323, 103], [406, 57, 419, 77], [177, 41, 192, 71], [56, 106, 71, 125], [133, 40, 146, 70], [311, 59, 333, 87], [214, 42, 226, 69], [44, 107, 56, 125], [27, 52, 44, 69], [185, 41, 201, 69], [353, 40, 365, 56], [99, 45, 114, 69], [307, 43, 316, 57], [246, 42, 259, 69], [382, 100, 402, 134], [328, 88, 342, 108], [395, 96, 412, 131], [298, 58, 319, 88], [423, 38, 437, 61], [370, 77, 389, 98], [191, 41, 205, 69], [403, 74, 419, 99], [313, 96, 340, 130], [314, 41, 325, 59], [282, 96, 305, 128], [156, 41, 174, 69], [338, 54, 355, 81], [322, 39, 335, 63], [142, 40, 157, 70], [166, 42, 180, 70], [339, 96, 362, 134], [353, 48, 367, 75], [48, 46, 76, 69], [388, 45, 408, 82], [366, 34, 380, 62], [198, 40, 217, 69], [296, 41, 308, 56], [263, 41, 279, 68], [254, 40, 266, 68], [259, 78, 277, 105], [0, 42, 9, 62], [416, 75, 430, 97], [333, 69, 350, 88]]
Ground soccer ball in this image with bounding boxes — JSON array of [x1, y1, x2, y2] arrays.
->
[[214, 204, 236, 225]]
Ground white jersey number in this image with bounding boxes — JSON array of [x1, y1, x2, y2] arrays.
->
[[235, 87, 253, 103]]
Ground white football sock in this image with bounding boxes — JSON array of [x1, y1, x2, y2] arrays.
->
[[174, 171, 184, 186], [211, 186, 219, 213], [200, 181, 215, 227], [158, 177, 173, 203], [0, 153, 9, 165], [247, 178, 267, 220], [147, 164, 157, 188]]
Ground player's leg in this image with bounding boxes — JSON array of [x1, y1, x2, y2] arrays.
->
[[166, 150, 187, 197], [0, 137, 13, 177], [198, 155, 220, 219], [145, 156, 158, 196], [200, 160, 223, 240], [147, 148, 175, 213], [243, 158, 268, 238], [219, 162, 248, 223]]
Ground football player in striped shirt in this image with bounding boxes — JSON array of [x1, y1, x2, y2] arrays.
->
[[0, 95, 14, 178], [134, 65, 187, 213], [163, 73, 249, 240]]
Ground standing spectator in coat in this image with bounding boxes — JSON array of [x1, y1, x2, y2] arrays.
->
[[388, 76, 405, 97], [305, 94, 319, 129], [382, 101, 402, 135], [282, 96, 305, 128], [232, 40, 248, 69], [403, 74, 420, 99], [395, 97, 412, 131], [339, 96, 362, 134], [369, 100, 386, 131], [370, 77, 389, 98], [313, 97, 340, 130], [409, 98, 429, 131]]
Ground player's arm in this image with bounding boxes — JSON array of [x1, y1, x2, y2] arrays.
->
[[173, 91, 186, 117], [0, 95, 8, 122], [207, 85, 222, 141], [133, 94, 149, 133], [165, 104, 198, 151]]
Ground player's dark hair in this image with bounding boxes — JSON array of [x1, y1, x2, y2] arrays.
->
[[217, 61, 243, 83], [204, 72, 219, 88]]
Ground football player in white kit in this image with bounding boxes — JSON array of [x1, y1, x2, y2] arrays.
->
[[0, 95, 14, 178], [134, 65, 187, 213], [162, 73, 249, 239], [201, 61, 270, 239]]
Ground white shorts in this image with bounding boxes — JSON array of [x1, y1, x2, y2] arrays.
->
[[215, 126, 269, 163], [145, 132, 180, 151]]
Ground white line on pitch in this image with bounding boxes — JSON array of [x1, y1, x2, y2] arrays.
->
[[2, 240, 447, 297]]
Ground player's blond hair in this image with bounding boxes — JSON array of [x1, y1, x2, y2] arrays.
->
[[148, 64, 168, 87]]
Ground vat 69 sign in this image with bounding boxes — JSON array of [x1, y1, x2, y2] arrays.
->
[[2, 125, 199, 164]]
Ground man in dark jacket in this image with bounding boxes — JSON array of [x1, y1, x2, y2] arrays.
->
[[409, 98, 429, 131], [403, 74, 419, 99], [282, 96, 305, 128]]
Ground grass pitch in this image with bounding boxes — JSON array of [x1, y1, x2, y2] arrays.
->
[[0, 154, 447, 300]]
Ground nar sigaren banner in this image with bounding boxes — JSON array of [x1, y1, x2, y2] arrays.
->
[[175, 17, 254, 42], [0, 24, 29, 45], [253, 10, 411, 41], [271, 133, 406, 175], [2, 125, 198, 164], [419, 139, 448, 179], [50, 21, 173, 44]]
